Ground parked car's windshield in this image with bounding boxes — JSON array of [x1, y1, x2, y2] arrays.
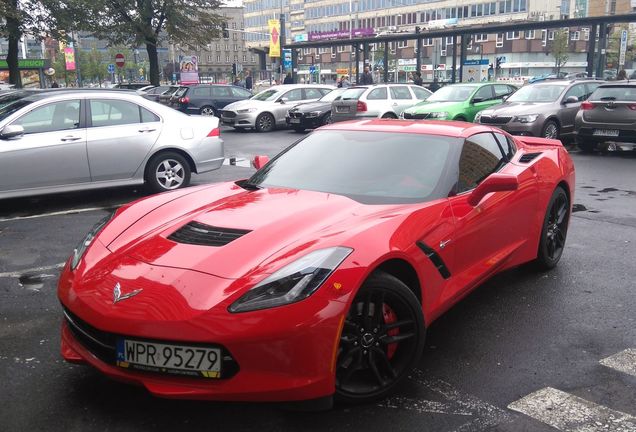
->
[[319, 88, 348, 102], [427, 85, 476, 102], [247, 130, 458, 204], [0, 99, 33, 122], [251, 88, 282, 101], [507, 84, 566, 102]]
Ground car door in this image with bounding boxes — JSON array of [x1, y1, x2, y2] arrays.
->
[[559, 83, 587, 134], [86, 98, 162, 181], [189, 86, 212, 112], [493, 84, 515, 105], [273, 88, 304, 124], [389, 86, 416, 115], [0, 98, 90, 192], [447, 132, 537, 298], [211, 86, 235, 110], [410, 85, 432, 102], [466, 85, 496, 121]]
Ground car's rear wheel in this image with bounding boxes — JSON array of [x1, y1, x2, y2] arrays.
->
[[577, 138, 597, 153], [381, 112, 398, 119], [454, 115, 467, 122], [542, 120, 559, 139], [534, 187, 570, 270], [200, 106, 216, 116], [255, 112, 275, 132], [335, 272, 425, 404], [145, 152, 191, 193]]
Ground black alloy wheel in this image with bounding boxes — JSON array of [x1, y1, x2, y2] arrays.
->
[[535, 187, 570, 270], [336, 272, 425, 404], [542, 120, 559, 139], [200, 106, 216, 116], [255, 112, 275, 132]]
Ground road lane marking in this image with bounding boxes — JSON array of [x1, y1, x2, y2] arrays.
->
[[600, 349, 636, 378], [508, 387, 636, 431], [0, 263, 65, 279], [0, 206, 114, 223]]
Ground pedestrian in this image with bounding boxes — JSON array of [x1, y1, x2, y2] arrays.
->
[[412, 71, 423, 86], [337, 76, 343, 88], [617, 69, 628, 81], [232, 76, 241, 86], [244, 70, 253, 91], [341, 75, 351, 88], [359, 66, 374, 85], [283, 72, 294, 84], [51, 81, 59, 88], [428, 77, 440, 92]]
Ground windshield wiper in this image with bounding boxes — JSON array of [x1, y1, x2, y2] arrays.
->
[[600, 96, 617, 101], [236, 179, 262, 190]]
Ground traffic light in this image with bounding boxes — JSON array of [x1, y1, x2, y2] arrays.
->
[[222, 22, 229, 39], [496, 57, 502, 70], [232, 62, 237, 76], [415, 26, 421, 34]]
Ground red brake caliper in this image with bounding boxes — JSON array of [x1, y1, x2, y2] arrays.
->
[[382, 303, 399, 359]]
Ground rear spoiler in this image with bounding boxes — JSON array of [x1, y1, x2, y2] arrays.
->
[[515, 136, 563, 147]]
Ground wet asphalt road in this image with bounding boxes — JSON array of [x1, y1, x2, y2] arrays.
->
[[1, 128, 635, 432]]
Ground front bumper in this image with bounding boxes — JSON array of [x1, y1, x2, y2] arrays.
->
[[220, 110, 258, 128], [286, 115, 322, 129], [478, 118, 544, 136]]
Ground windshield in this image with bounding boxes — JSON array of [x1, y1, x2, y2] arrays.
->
[[247, 130, 457, 204], [427, 85, 476, 102], [507, 84, 566, 103], [251, 88, 282, 101], [0, 99, 34, 122], [590, 86, 636, 102], [340, 88, 367, 100], [319, 88, 347, 102]]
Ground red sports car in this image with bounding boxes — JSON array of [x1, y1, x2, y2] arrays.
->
[[58, 120, 574, 408]]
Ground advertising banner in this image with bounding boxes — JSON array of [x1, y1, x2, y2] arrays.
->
[[269, 19, 281, 58], [64, 47, 76, 71], [283, 49, 292, 70], [179, 55, 199, 84], [308, 28, 374, 42]]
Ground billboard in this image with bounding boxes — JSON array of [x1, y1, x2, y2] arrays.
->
[[269, 19, 281, 58], [64, 47, 76, 71], [179, 55, 199, 84]]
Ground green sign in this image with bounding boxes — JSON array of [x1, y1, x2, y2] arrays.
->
[[0, 59, 46, 69]]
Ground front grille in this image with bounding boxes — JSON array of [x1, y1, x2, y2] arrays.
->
[[63, 306, 240, 379], [288, 111, 303, 118], [518, 152, 542, 163], [479, 115, 512, 125], [168, 221, 251, 247], [403, 112, 429, 120], [221, 111, 237, 118]]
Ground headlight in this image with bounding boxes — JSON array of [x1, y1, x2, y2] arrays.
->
[[305, 111, 321, 118], [228, 247, 353, 313], [513, 114, 539, 123], [70, 212, 114, 270], [429, 112, 449, 119], [237, 108, 257, 113], [474, 112, 483, 123]]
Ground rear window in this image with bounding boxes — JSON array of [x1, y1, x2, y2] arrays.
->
[[590, 86, 636, 102], [173, 87, 189, 97], [340, 88, 366, 100]]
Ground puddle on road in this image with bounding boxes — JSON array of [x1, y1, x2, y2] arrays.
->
[[18, 273, 55, 291], [572, 204, 588, 212], [598, 187, 620, 193]]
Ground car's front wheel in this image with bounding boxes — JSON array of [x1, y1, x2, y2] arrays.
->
[[255, 112, 275, 132], [542, 120, 559, 139], [534, 186, 570, 270], [200, 106, 216, 116], [145, 152, 191, 193], [335, 271, 425, 404]]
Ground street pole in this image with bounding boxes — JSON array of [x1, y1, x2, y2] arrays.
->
[[349, 0, 353, 78], [73, 31, 83, 87]]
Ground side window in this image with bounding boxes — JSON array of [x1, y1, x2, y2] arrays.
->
[[367, 87, 388, 100], [282, 88, 303, 101], [457, 133, 507, 193], [508, 85, 518, 94], [230, 87, 251, 98], [303, 88, 323, 99], [494, 132, 516, 160], [473, 85, 494, 101], [390, 86, 412, 100], [90, 99, 140, 127], [13, 100, 80, 134], [584, 82, 601, 100], [411, 86, 431, 100], [211, 87, 232, 97], [318, 88, 332, 96], [563, 84, 586, 102], [141, 107, 160, 123], [494, 84, 512, 98], [192, 87, 211, 97]]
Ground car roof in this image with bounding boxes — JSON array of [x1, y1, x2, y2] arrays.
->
[[529, 79, 604, 86], [597, 80, 636, 87], [13, 89, 154, 103], [320, 119, 497, 138]]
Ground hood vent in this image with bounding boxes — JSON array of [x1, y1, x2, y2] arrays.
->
[[518, 152, 542, 163], [168, 221, 251, 247]]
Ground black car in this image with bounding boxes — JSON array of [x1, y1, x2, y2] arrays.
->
[[285, 88, 348, 132], [142, 85, 179, 104], [170, 84, 252, 116]]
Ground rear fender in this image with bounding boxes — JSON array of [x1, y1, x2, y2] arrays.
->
[[515, 136, 563, 148]]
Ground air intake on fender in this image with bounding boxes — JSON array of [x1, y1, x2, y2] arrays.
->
[[518, 152, 542, 163], [168, 221, 251, 246]]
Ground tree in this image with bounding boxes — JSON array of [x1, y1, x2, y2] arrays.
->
[[68, 0, 225, 85], [551, 29, 570, 75]]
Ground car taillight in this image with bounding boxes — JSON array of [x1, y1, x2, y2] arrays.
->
[[207, 127, 220, 137], [580, 101, 595, 110], [179, 96, 190, 104], [627, 104, 636, 110], [356, 101, 367, 112]]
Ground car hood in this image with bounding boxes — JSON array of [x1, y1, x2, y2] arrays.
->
[[98, 182, 407, 280], [405, 101, 463, 113], [480, 101, 553, 116], [291, 101, 330, 113], [223, 99, 275, 111]]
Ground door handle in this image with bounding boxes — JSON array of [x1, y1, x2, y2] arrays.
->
[[138, 127, 156, 133], [61, 135, 81, 141]]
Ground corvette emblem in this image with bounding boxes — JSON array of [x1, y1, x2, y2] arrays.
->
[[113, 282, 142, 304]]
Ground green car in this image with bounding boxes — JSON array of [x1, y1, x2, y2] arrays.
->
[[401, 83, 517, 122]]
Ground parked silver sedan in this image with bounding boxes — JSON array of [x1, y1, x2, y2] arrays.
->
[[220, 84, 335, 132], [0, 91, 224, 199]]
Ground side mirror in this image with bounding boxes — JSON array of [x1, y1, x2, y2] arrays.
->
[[467, 173, 518, 207], [502, 95, 510, 102], [252, 155, 270, 170], [471, 97, 484, 104], [563, 96, 579, 104], [277, 98, 287, 104], [0, 124, 25, 139]]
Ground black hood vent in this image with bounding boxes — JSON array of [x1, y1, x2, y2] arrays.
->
[[518, 152, 542, 163], [168, 221, 251, 246]]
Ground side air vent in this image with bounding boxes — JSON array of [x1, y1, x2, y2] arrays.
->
[[416, 241, 451, 279], [168, 221, 251, 246], [518, 152, 542, 163]]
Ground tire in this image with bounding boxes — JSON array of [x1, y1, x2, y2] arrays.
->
[[322, 112, 332, 125], [577, 138, 597, 153], [255, 112, 275, 132], [381, 112, 398, 119], [534, 187, 570, 270], [144, 151, 191, 193], [200, 106, 216, 116], [542, 120, 559, 139], [292, 127, 305, 133], [335, 271, 425, 404], [454, 116, 467, 122]]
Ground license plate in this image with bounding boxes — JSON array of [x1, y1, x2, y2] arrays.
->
[[289, 118, 301, 124], [593, 129, 619, 137], [336, 106, 349, 113], [116, 339, 222, 378]]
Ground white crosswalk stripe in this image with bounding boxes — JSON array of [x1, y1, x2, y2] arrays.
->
[[508, 387, 636, 431], [600, 349, 636, 378]]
